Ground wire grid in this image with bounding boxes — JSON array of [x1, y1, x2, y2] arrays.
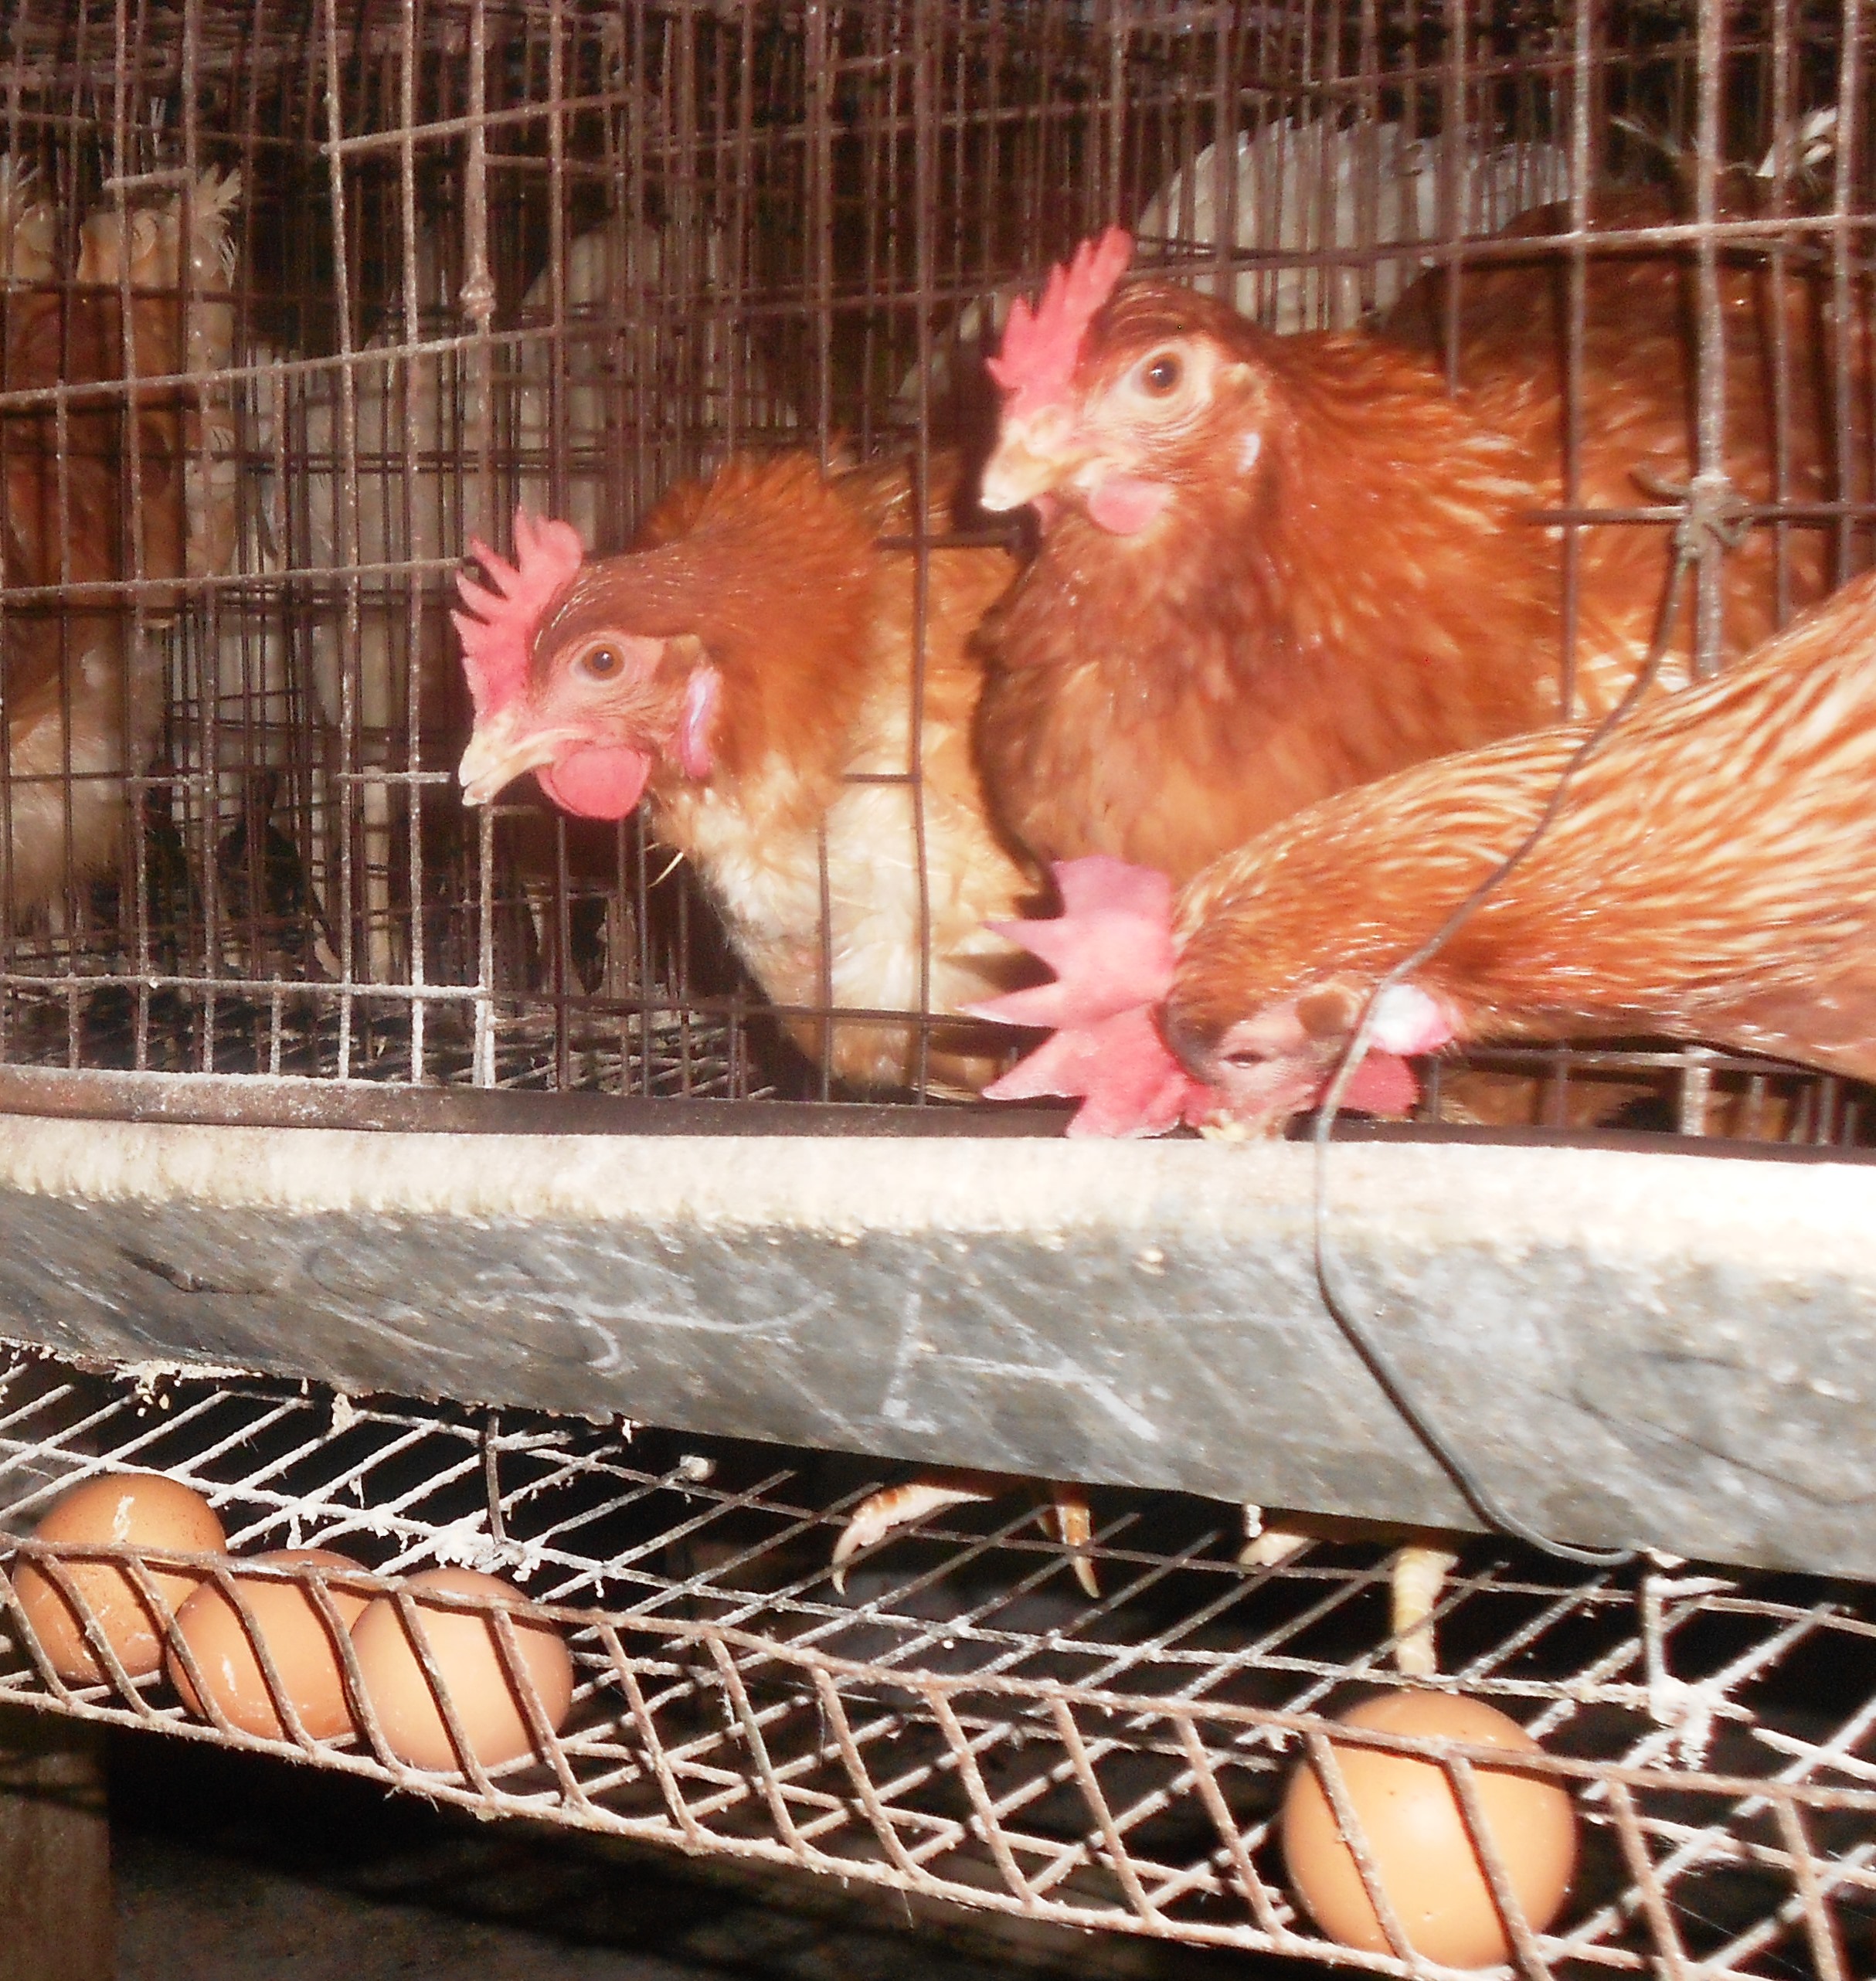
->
[[0, 1347, 1868, 1976], [0, 1, 1867, 1137]]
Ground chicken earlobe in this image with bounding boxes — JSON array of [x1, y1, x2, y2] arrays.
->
[[671, 657, 719, 779], [1366, 984, 1456, 1056]]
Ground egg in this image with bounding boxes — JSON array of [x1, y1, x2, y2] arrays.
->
[[166, 1549, 372, 1741], [1282, 1691, 1578, 1967], [12, 1473, 227, 1684], [349, 1566, 574, 1773]]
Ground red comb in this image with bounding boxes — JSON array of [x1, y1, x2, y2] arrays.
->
[[986, 227, 1133, 416], [452, 508, 585, 720], [970, 856, 1216, 1138], [972, 855, 1423, 1138]]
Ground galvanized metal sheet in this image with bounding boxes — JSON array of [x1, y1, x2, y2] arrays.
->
[[0, 1082, 1871, 1577]]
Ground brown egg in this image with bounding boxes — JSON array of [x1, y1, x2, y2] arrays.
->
[[13, 1474, 227, 1684], [1282, 1691, 1578, 1967], [166, 1549, 372, 1741], [349, 1566, 574, 1773]]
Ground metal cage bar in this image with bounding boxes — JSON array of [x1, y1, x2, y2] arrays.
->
[[1, 1348, 1874, 1973], [0, 0, 1860, 1138]]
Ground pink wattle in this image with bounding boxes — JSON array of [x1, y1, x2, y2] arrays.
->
[[1334, 1050, 1422, 1119], [536, 747, 651, 821], [1086, 475, 1171, 535]]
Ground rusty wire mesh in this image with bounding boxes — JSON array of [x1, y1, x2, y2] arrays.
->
[[0, 1347, 1870, 1975], [0, 1, 1863, 1137], [0, 12, 1870, 1969]]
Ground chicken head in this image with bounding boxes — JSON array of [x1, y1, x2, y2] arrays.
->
[[1163, 972, 1451, 1132], [979, 228, 1283, 539], [975, 854, 1423, 1136], [454, 508, 719, 821]]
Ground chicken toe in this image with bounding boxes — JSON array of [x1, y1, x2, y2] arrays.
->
[[833, 1471, 1096, 1598], [1389, 1543, 1461, 1677]]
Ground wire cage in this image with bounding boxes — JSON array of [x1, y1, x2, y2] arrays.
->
[[0, 0, 1865, 1137], [0, 5, 1872, 1974], [2, 1343, 1874, 1978]]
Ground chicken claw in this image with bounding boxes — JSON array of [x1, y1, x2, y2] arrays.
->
[[1390, 1543, 1461, 1678], [1239, 1508, 1460, 1674], [1238, 1504, 1314, 1568], [833, 1470, 1097, 1598], [1044, 1485, 1097, 1598]]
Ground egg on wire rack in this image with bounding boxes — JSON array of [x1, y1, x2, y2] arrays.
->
[[166, 1548, 372, 1741], [348, 1566, 574, 1773], [1280, 1691, 1579, 1967], [12, 1475, 227, 1684]]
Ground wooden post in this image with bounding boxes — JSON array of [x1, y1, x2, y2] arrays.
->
[[0, 1708, 111, 1981]]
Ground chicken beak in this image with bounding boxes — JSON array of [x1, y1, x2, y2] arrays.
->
[[458, 711, 571, 807], [978, 406, 1080, 514]]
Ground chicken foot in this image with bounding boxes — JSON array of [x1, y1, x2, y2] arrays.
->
[[1241, 1507, 1461, 1677], [833, 1471, 1096, 1599]]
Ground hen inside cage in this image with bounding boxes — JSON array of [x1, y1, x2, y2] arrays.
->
[[0, 1, 1870, 1141], [1, 1347, 1874, 1976]]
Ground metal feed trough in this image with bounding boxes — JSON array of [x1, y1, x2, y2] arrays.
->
[[0, 1072, 1871, 1973], [2, 1069, 1874, 1576], [0, 0, 1870, 1974]]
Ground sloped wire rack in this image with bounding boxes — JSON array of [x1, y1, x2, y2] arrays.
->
[[0, 1347, 1871, 1976]]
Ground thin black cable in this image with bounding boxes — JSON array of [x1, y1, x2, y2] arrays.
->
[[1308, 490, 1740, 1568]]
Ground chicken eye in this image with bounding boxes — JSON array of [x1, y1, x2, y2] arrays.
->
[[1139, 352, 1183, 396], [577, 646, 624, 681]]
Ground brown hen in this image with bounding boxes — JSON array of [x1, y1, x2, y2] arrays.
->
[[1, 169, 240, 923], [1161, 564, 1876, 1124], [973, 217, 1865, 890], [454, 450, 1031, 1094]]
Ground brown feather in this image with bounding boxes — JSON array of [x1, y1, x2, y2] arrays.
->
[[1164, 566, 1876, 1105], [1387, 185, 1871, 686], [524, 451, 1033, 1093]]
